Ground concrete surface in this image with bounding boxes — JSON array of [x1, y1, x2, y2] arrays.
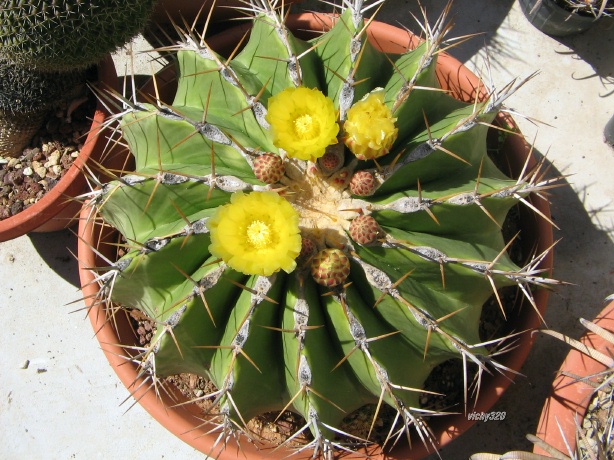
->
[[1, 0, 613, 458]]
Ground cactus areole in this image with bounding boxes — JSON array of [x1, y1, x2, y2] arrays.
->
[[82, 1, 558, 457]]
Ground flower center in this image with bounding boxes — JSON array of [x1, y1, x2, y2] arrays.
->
[[293, 114, 319, 139], [246, 220, 273, 249]]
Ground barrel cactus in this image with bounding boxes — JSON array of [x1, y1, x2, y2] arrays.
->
[[85, 0, 558, 456]]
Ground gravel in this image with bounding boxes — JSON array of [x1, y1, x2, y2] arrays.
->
[[0, 94, 95, 220]]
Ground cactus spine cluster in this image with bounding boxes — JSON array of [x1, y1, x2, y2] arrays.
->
[[0, 0, 158, 157], [86, 0, 559, 456]]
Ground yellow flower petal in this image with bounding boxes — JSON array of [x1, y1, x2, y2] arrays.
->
[[266, 86, 339, 161], [344, 89, 398, 160], [207, 191, 301, 276]]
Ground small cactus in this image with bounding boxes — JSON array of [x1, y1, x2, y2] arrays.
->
[[0, 0, 157, 157], [85, 0, 560, 457], [0, 57, 84, 155]]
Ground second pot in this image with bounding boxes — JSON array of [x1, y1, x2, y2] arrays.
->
[[519, 0, 601, 36]]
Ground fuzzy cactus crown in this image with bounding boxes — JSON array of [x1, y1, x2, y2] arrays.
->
[[85, 0, 559, 457]]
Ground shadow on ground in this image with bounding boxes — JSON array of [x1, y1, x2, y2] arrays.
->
[[550, 18, 614, 98], [29, 227, 80, 289], [391, 0, 516, 64]]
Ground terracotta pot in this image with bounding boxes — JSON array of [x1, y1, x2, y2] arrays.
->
[[78, 13, 554, 459], [0, 56, 117, 242], [534, 299, 614, 456], [518, 0, 601, 36]]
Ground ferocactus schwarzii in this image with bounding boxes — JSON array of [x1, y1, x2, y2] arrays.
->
[[84, 0, 559, 456]]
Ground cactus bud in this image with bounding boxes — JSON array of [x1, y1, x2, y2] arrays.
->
[[253, 153, 285, 184], [318, 144, 345, 175], [298, 235, 317, 261], [310, 248, 350, 287], [349, 170, 376, 196], [348, 215, 380, 245]]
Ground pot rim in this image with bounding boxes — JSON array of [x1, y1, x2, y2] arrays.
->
[[78, 12, 554, 459]]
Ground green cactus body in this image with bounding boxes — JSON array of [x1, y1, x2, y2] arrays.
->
[[88, 0, 557, 455]]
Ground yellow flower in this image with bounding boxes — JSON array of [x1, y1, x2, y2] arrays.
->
[[207, 191, 301, 276], [266, 87, 339, 161], [344, 90, 398, 160]]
